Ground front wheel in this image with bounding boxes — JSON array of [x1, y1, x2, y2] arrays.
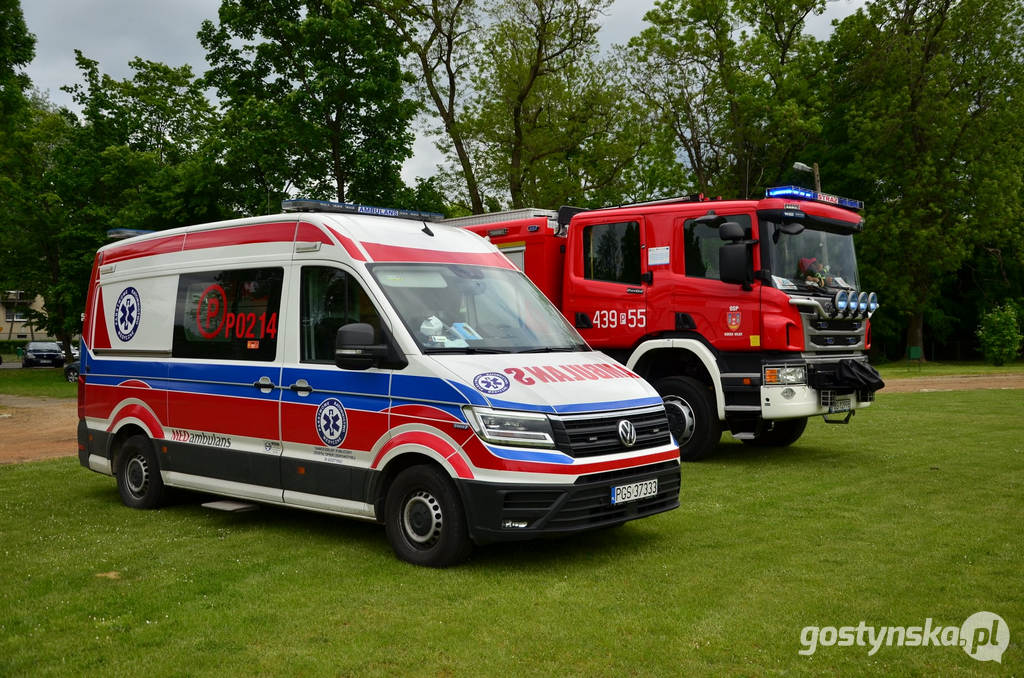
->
[[116, 435, 167, 509], [655, 376, 721, 462], [742, 417, 808, 447], [384, 465, 472, 568]]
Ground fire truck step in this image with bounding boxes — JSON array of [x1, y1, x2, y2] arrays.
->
[[201, 500, 259, 513]]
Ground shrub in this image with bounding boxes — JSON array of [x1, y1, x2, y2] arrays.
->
[[976, 303, 1022, 366]]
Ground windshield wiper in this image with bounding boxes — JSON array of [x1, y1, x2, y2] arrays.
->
[[515, 346, 584, 353], [423, 347, 507, 354]]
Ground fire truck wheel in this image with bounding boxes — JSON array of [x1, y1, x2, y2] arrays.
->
[[655, 376, 721, 462], [743, 417, 808, 447], [385, 464, 473, 568], [116, 435, 167, 509]]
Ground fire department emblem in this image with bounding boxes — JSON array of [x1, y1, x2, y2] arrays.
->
[[726, 310, 742, 331], [114, 287, 141, 342], [315, 398, 348, 447], [473, 372, 510, 395]]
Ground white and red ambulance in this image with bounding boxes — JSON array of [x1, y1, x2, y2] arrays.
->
[[76, 200, 680, 566]]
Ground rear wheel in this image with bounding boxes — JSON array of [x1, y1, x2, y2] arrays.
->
[[116, 435, 166, 509], [742, 417, 808, 447], [655, 376, 721, 462], [385, 464, 472, 568]]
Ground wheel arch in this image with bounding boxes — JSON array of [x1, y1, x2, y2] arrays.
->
[[626, 339, 726, 420]]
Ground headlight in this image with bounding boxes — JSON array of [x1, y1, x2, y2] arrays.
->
[[764, 365, 807, 385], [867, 292, 879, 314], [833, 290, 850, 317], [464, 407, 555, 447]]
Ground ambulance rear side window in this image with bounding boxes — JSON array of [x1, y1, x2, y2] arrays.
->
[[172, 267, 283, 361]]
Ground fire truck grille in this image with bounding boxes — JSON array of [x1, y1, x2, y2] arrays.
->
[[550, 406, 672, 458]]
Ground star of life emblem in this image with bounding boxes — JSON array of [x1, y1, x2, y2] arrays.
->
[[315, 398, 348, 447], [115, 287, 141, 342]]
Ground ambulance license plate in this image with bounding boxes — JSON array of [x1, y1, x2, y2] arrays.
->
[[829, 397, 852, 414], [610, 479, 658, 505]]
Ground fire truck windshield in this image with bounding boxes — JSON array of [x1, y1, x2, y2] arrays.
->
[[767, 225, 860, 294], [370, 262, 589, 354]]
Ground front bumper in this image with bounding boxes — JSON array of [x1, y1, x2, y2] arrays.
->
[[459, 460, 680, 544]]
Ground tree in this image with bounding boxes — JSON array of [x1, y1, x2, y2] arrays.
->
[[198, 0, 418, 210], [824, 0, 1024, 358], [0, 0, 35, 129], [380, 0, 488, 213], [624, 0, 828, 198]]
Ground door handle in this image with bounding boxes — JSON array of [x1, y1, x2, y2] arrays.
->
[[289, 379, 313, 396], [253, 376, 275, 393]]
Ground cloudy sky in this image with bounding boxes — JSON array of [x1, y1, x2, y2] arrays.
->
[[20, 0, 861, 183]]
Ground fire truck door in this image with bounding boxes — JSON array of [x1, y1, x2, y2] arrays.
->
[[564, 217, 648, 349]]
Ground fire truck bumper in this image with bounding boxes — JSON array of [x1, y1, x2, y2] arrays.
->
[[761, 383, 875, 419]]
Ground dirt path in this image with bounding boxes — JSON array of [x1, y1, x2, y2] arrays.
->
[[3, 373, 1024, 464]]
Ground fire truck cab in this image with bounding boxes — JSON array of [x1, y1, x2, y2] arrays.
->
[[451, 187, 884, 460]]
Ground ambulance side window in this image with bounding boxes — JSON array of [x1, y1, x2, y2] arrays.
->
[[683, 215, 752, 280], [582, 221, 641, 285], [172, 268, 283, 361], [301, 267, 383, 363]]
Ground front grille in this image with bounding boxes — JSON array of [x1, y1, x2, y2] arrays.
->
[[498, 462, 681, 531], [550, 406, 671, 458], [800, 306, 866, 352]]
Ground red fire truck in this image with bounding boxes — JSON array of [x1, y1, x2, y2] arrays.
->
[[448, 187, 884, 460]]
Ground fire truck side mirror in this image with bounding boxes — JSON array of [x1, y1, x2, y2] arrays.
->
[[719, 244, 751, 289], [718, 221, 745, 241]]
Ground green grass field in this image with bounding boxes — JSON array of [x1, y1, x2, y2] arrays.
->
[[1, 387, 1021, 676]]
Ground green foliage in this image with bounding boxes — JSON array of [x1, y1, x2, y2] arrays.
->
[[0, 0, 35, 127], [823, 0, 1024, 356], [198, 0, 417, 210], [976, 303, 1023, 366]]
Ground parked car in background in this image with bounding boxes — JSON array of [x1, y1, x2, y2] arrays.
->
[[64, 360, 80, 382], [22, 341, 65, 368]]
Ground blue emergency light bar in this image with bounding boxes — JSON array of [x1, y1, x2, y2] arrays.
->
[[766, 186, 864, 211], [282, 199, 444, 222]]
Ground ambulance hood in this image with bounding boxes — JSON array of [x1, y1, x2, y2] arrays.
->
[[429, 351, 664, 415]]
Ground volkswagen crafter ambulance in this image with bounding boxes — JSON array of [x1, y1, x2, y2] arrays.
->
[[76, 200, 681, 566]]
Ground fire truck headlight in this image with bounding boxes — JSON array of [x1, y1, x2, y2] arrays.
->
[[867, 292, 879, 314], [857, 291, 869, 316], [764, 365, 806, 385], [464, 407, 555, 448], [833, 290, 850, 317]]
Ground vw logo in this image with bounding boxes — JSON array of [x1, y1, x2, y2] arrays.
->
[[114, 287, 141, 342], [617, 419, 637, 447], [315, 398, 348, 447]]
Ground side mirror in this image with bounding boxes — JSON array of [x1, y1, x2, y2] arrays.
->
[[719, 243, 752, 290], [336, 323, 405, 371], [718, 221, 745, 241]]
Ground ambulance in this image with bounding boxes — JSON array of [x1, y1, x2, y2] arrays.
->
[[76, 200, 681, 567]]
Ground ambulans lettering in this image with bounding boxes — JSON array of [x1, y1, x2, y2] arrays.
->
[[169, 429, 232, 448], [114, 287, 141, 342], [504, 363, 639, 385]]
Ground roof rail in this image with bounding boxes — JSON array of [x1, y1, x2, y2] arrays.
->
[[282, 199, 445, 222]]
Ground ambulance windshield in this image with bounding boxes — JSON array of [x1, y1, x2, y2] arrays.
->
[[768, 226, 860, 294], [370, 263, 588, 354]]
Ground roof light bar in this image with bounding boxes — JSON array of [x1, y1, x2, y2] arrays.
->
[[766, 186, 864, 211], [282, 199, 444, 222]]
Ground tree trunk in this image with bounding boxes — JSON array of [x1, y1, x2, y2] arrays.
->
[[906, 311, 925, 361]]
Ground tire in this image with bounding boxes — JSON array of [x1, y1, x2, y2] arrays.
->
[[116, 435, 167, 509], [65, 366, 79, 383], [742, 417, 808, 447], [384, 464, 472, 568], [655, 376, 721, 462]]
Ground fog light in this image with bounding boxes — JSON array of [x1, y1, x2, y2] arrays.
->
[[781, 387, 796, 399]]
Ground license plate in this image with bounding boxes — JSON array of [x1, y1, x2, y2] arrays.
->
[[829, 398, 852, 413], [610, 478, 658, 505]]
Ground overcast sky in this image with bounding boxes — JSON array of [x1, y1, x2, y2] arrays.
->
[[20, 0, 861, 184]]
